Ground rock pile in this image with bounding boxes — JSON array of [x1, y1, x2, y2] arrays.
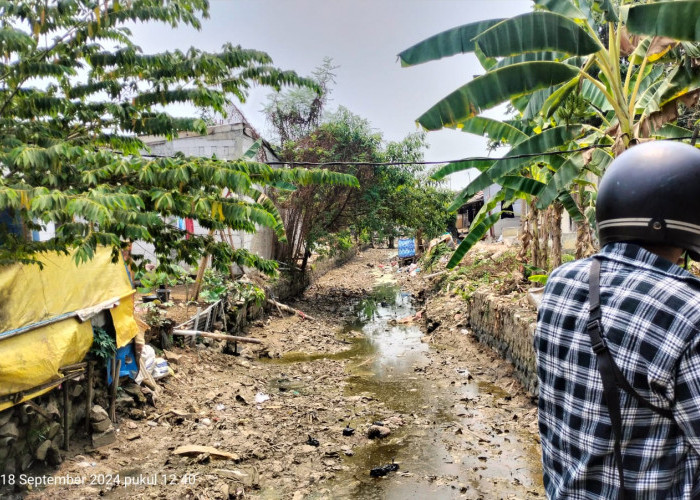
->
[[90, 405, 116, 448]]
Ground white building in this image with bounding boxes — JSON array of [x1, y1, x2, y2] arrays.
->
[[135, 123, 281, 267]]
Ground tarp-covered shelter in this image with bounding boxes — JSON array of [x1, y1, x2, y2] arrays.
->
[[0, 248, 140, 411]]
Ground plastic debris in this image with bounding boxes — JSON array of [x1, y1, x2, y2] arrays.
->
[[254, 392, 270, 404], [370, 462, 399, 478], [151, 357, 169, 379], [342, 426, 355, 436], [306, 435, 320, 447]]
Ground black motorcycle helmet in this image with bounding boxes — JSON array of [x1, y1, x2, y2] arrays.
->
[[596, 141, 700, 260]]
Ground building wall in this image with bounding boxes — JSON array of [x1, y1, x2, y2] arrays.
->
[[482, 184, 578, 243], [135, 124, 279, 267], [482, 185, 524, 240]]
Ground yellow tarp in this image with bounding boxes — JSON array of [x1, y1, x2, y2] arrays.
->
[[0, 248, 140, 409], [0, 320, 93, 412]]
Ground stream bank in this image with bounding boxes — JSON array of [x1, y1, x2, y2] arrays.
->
[[26, 248, 543, 499]]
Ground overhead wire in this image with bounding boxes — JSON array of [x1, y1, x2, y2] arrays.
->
[[137, 135, 698, 168]]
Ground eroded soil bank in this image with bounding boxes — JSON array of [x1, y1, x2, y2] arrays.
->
[[27, 249, 544, 499]]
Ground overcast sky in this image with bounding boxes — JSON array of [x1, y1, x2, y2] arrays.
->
[[130, 0, 532, 189]]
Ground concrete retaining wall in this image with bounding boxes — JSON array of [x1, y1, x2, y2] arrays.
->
[[463, 291, 538, 396]]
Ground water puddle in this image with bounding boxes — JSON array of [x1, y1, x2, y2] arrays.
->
[[267, 281, 542, 498]]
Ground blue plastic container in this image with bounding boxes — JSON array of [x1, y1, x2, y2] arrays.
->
[[397, 238, 416, 258]]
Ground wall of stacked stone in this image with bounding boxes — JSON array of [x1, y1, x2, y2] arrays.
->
[[463, 290, 539, 396], [0, 382, 89, 478]]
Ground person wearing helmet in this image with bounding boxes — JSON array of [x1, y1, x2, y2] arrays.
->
[[534, 141, 700, 499]]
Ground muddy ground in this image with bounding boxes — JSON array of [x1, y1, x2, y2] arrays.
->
[[26, 248, 544, 499]]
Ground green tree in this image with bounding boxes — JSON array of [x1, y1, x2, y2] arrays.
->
[[353, 132, 426, 248], [0, 0, 357, 274], [400, 0, 700, 268], [263, 57, 338, 145], [273, 106, 380, 270]]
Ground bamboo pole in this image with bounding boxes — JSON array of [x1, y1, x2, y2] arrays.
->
[[0, 370, 84, 406], [109, 359, 121, 423], [172, 329, 263, 344], [266, 298, 316, 322]]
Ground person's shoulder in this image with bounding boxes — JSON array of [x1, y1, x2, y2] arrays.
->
[[548, 257, 592, 282]]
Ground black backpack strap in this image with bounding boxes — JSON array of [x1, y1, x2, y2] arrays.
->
[[588, 257, 627, 499], [588, 258, 674, 499]]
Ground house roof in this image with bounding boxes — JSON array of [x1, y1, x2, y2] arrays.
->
[[466, 191, 484, 205]]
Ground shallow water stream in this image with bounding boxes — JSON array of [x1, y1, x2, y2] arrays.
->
[[267, 281, 542, 499]]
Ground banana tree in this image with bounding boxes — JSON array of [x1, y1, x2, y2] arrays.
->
[[400, 0, 700, 267]]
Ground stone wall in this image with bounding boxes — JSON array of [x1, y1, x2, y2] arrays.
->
[[463, 290, 539, 396], [0, 380, 89, 477], [270, 246, 361, 302]]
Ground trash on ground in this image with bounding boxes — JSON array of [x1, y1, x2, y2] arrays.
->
[[370, 462, 400, 478], [173, 445, 239, 461], [254, 392, 270, 404]]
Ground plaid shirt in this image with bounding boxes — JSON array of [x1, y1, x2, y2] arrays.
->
[[535, 242, 700, 499]]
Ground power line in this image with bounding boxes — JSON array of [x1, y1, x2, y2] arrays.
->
[[138, 136, 696, 168]]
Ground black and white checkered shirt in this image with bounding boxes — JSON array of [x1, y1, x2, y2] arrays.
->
[[535, 242, 700, 499]]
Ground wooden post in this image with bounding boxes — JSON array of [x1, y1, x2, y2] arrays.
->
[[85, 361, 94, 435], [191, 307, 201, 347], [62, 380, 71, 450], [109, 358, 121, 423], [221, 302, 228, 333]]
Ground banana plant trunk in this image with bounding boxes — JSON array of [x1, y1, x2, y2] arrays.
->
[[529, 200, 541, 271], [539, 207, 550, 271], [550, 202, 563, 270], [518, 205, 531, 263]]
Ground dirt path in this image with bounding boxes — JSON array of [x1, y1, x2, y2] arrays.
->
[[28, 249, 543, 499]]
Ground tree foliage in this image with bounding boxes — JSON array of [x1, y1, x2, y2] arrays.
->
[[270, 104, 452, 268], [401, 0, 700, 267], [263, 57, 338, 145], [0, 0, 357, 274]]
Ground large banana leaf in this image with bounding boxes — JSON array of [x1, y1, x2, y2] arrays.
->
[[475, 12, 602, 58], [536, 152, 584, 209], [534, 0, 586, 20], [627, 2, 700, 42], [590, 0, 618, 22], [642, 64, 700, 116], [558, 190, 584, 222], [682, 42, 700, 58], [486, 125, 584, 179], [499, 176, 547, 197], [418, 62, 580, 130], [492, 51, 566, 70], [398, 19, 505, 67], [456, 117, 529, 145], [654, 123, 693, 139], [523, 86, 558, 120], [447, 171, 495, 212], [474, 43, 498, 71], [470, 190, 505, 229], [431, 158, 495, 182], [447, 212, 503, 268], [580, 79, 614, 113]]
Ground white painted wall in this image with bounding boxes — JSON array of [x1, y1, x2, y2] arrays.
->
[[136, 123, 280, 268]]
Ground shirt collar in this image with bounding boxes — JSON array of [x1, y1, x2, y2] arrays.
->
[[599, 242, 698, 282]]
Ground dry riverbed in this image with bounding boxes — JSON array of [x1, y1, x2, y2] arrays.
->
[[26, 248, 544, 499]]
